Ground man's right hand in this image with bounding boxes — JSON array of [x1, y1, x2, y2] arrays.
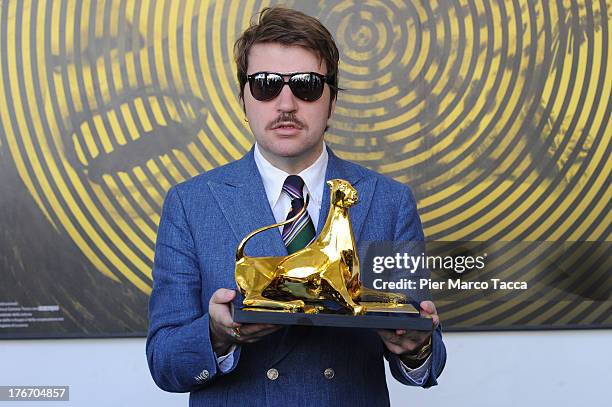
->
[[208, 288, 281, 355]]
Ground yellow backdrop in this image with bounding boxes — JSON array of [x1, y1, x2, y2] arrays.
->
[[0, 0, 609, 332]]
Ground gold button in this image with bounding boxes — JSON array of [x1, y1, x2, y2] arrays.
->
[[266, 368, 279, 380], [324, 368, 335, 379]]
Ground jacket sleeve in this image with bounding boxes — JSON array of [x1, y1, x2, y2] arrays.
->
[[386, 325, 446, 387], [146, 186, 241, 392], [385, 185, 447, 387]]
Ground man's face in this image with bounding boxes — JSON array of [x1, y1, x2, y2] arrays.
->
[[244, 43, 336, 169]]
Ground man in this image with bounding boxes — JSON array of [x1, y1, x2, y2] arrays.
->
[[147, 7, 445, 406]]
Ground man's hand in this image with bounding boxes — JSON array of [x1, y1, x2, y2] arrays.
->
[[208, 288, 281, 355], [376, 301, 439, 368]]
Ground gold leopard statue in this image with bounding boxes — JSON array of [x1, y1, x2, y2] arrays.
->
[[235, 179, 414, 315]]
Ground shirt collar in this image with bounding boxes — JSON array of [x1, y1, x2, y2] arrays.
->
[[254, 142, 328, 209]]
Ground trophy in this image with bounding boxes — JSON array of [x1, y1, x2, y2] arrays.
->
[[231, 179, 432, 331]]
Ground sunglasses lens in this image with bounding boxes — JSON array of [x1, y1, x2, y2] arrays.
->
[[289, 73, 325, 101], [249, 73, 283, 101]]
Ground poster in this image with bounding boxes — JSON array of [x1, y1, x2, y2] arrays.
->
[[0, 0, 609, 337]]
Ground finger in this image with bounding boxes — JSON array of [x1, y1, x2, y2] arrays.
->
[[250, 326, 282, 337], [391, 329, 431, 349], [400, 330, 426, 342], [384, 342, 406, 355], [241, 327, 282, 343], [376, 329, 396, 341], [209, 290, 239, 329], [237, 324, 279, 337], [419, 310, 440, 328], [377, 329, 406, 347], [236, 325, 282, 344], [419, 301, 440, 328], [210, 306, 236, 329], [419, 300, 437, 315], [394, 334, 427, 353], [210, 288, 237, 305]]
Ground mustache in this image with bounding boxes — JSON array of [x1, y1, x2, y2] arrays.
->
[[266, 113, 307, 130]]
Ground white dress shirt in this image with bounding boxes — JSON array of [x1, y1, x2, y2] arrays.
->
[[215, 143, 431, 385], [254, 142, 326, 228]]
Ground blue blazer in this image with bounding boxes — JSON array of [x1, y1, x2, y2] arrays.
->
[[146, 147, 446, 406]]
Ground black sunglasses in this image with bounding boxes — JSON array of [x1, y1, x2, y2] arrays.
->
[[246, 72, 332, 102]]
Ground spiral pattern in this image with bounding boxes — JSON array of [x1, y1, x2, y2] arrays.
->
[[0, 0, 609, 330]]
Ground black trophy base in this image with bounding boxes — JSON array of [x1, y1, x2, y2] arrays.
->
[[231, 303, 433, 331]]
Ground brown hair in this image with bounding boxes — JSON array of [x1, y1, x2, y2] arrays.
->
[[234, 7, 340, 104]]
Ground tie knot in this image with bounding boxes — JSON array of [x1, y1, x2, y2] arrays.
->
[[282, 175, 305, 199]]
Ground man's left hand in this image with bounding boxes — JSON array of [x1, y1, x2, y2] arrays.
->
[[376, 300, 439, 366]]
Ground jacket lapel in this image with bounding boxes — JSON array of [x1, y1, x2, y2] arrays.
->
[[208, 149, 287, 258], [317, 147, 377, 243]]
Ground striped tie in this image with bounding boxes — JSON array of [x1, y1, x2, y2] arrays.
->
[[281, 175, 316, 254]]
